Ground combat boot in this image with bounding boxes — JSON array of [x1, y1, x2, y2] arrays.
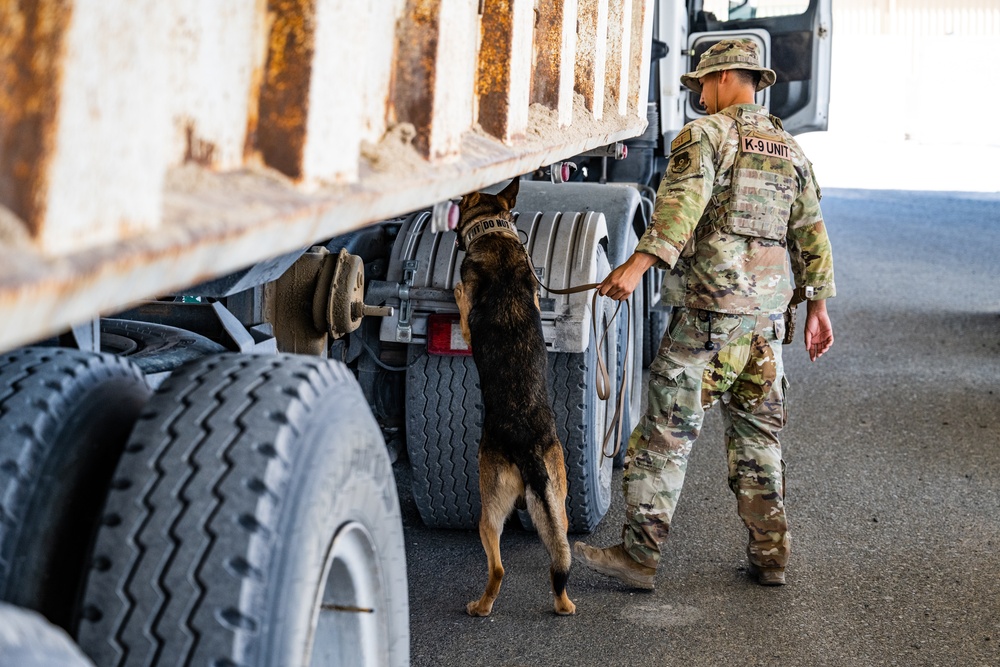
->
[[573, 542, 656, 590], [747, 562, 786, 586]]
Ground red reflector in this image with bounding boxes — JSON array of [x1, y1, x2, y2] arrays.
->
[[427, 314, 472, 356]]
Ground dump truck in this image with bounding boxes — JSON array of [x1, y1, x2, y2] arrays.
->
[[0, 1, 830, 665]]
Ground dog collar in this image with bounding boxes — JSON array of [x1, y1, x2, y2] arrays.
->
[[461, 216, 520, 249]]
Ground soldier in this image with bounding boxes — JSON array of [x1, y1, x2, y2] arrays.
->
[[574, 39, 835, 588]]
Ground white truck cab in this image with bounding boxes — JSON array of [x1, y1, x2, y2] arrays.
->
[[660, 0, 833, 144]]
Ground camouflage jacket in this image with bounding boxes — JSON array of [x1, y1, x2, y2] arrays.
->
[[636, 104, 836, 315]]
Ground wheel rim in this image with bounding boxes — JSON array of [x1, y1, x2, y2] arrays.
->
[[310, 521, 389, 667]]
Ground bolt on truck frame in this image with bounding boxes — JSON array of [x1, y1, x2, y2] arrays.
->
[[0, 1, 830, 665]]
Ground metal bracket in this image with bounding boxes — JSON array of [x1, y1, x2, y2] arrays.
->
[[579, 142, 627, 160], [396, 260, 418, 343], [60, 319, 100, 352], [320, 249, 393, 340]]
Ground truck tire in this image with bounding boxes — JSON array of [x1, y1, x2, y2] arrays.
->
[[548, 334, 615, 532], [406, 297, 617, 534], [0, 602, 95, 667], [404, 349, 483, 530], [100, 318, 226, 374], [0, 348, 151, 631], [75, 354, 408, 667]]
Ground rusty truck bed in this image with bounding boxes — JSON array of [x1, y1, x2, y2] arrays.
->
[[0, 1, 653, 352]]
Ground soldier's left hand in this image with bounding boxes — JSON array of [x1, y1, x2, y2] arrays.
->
[[804, 299, 834, 361]]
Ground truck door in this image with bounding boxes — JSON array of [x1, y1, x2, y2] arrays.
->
[[685, 0, 831, 134]]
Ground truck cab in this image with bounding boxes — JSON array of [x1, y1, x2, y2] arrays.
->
[[660, 0, 832, 142]]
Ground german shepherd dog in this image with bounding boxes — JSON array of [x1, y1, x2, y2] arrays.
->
[[453, 177, 575, 617]]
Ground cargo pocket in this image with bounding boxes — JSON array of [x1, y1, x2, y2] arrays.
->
[[644, 361, 686, 427], [625, 449, 673, 510], [690, 310, 744, 352], [649, 308, 689, 371]]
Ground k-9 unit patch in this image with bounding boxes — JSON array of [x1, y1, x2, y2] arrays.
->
[[741, 135, 790, 160]]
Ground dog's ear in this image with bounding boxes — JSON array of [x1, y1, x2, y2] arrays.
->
[[496, 177, 519, 211], [460, 192, 481, 210]]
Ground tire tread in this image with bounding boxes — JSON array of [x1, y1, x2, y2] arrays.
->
[[0, 349, 148, 603], [77, 355, 354, 667]]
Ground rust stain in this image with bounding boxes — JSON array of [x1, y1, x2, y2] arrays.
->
[[244, 0, 274, 164], [530, 0, 562, 110], [477, 0, 513, 140], [0, 0, 73, 240], [253, 0, 316, 180], [183, 122, 218, 167], [389, 0, 440, 158]]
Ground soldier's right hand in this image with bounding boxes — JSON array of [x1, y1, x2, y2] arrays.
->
[[598, 252, 658, 302]]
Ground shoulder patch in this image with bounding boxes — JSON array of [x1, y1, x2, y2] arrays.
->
[[666, 125, 704, 180], [670, 128, 693, 152], [667, 144, 701, 180]]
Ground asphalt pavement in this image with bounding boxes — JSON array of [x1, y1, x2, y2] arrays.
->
[[393, 188, 1000, 667]]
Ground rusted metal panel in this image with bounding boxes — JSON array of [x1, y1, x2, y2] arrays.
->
[[248, 0, 386, 185], [169, 0, 261, 169], [253, 0, 315, 180], [532, 0, 578, 127], [391, 0, 478, 161], [628, 0, 655, 118], [477, 0, 533, 143], [0, 0, 71, 241], [575, 0, 608, 120], [31, 0, 169, 254], [605, 0, 631, 117], [1, 0, 168, 253]]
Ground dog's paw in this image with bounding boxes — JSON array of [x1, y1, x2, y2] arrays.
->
[[466, 599, 493, 617], [555, 598, 576, 616]]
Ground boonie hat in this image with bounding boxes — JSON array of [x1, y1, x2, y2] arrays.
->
[[680, 38, 776, 93]]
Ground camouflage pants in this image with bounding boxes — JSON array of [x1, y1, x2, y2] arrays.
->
[[622, 307, 790, 570]]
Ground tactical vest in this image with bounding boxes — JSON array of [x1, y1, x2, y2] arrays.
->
[[682, 109, 797, 257]]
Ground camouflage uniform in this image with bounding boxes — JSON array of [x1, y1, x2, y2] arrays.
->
[[622, 41, 836, 572]]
